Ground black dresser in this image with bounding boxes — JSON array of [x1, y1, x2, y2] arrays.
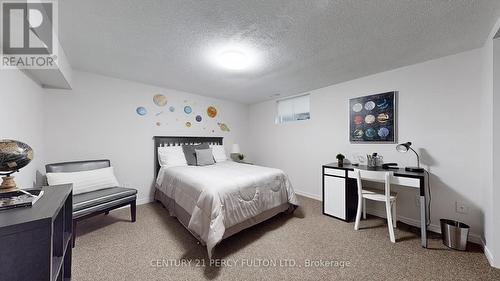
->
[[0, 184, 73, 281]]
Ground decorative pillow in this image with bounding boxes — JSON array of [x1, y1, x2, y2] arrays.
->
[[46, 167, 120, 195], [158, 146, 188, 168], [195, 148, 215, 166], [182, 143, 209, 165], [210, 144, 228, 162]]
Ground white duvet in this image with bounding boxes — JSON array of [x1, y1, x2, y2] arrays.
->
[[155, 161, 298, 257]]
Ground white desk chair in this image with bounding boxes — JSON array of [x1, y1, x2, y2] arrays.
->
[[353, 169, 398, 243]]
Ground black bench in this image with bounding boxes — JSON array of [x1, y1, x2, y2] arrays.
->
[[45, 160, 137, 247]]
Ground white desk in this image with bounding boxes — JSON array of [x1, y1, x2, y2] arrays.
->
[[322, 163, 428, 247]]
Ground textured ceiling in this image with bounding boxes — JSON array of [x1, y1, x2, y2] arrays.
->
[[59, 0, 500, 104]]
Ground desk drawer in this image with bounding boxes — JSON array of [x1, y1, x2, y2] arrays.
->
[[392, 177, 420, 188], [347, 171, 420, 188], [324, 168, 345, 177]]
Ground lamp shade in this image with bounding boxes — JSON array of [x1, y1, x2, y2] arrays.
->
[[395, 141, 424, 173], [231, 144, 241, 154], [396, 142, 412, 153]]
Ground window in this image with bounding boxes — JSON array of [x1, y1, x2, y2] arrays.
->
[[276, 94, 310, 124]]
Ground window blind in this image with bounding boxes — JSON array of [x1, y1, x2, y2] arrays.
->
[[276, 94, 310, 124]]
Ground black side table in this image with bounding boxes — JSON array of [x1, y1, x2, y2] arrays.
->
[[0, 184, 73, 281]]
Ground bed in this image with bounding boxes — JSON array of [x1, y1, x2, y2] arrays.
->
[[153, 136, 298, 258]]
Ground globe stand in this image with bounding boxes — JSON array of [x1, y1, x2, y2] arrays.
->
[[0, 172, 19, 193]]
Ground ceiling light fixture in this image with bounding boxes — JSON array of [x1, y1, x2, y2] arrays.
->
[[207, 43, 260, 71], [217, 50, 250, 70]]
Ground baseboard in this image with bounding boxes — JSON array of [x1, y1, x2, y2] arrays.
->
[[294, 190, 322, 201], [483, 241, 499, 268], [367, 208, 483, 245], [137, 196, 154, 206]]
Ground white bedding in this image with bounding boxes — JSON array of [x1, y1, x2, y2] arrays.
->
[[155, 161, 298, 257]]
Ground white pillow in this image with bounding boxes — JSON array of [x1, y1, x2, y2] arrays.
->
[[210, 144, 228, 162], [158, 146, 188, 168], [46, 167, 120, 195]]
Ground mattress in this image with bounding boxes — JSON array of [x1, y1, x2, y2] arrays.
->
[[155, 161, 298, 257]]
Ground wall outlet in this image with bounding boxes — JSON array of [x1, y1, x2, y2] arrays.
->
[[455, 201, 469, 214]]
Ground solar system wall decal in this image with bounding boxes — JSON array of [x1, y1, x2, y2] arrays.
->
[[349, 91, 397, 143], [135, 93, 231, 133]]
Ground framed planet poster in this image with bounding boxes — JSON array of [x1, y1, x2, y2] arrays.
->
[[349, 91, 397, 143]]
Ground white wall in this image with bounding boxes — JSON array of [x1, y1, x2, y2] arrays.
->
[[478, 18, 500, 268], [43, 71, 249, 204], [248, 48, 485, 241], [488, 33, 500, 268], [0, 69, 46, 187], [480, 32, 496, 266]]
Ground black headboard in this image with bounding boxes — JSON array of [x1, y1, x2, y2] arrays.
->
[[153, 136, 223, 177]]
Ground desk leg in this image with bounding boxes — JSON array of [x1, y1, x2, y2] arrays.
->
[[420, 195, 427, 248]]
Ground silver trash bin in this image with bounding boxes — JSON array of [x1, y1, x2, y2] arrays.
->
[[440, 219, 469, 251]]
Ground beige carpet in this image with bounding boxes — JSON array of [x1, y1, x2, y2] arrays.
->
[[72, 196, 500, 281]]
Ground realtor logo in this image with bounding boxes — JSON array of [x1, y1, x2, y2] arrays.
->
[[1, 0, 57, 69]]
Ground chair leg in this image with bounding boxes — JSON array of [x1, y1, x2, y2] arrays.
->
[[362, 198, 367, 220], [354, 196, 362, 230], [130, 200, 136, 222], [72, 220, 77, 248], [385, 200, 396, 243], [392, 201, 397, 228]]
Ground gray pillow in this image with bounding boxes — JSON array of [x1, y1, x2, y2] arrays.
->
[[195, 148, 215, 166], [182, 143, 209, 165]]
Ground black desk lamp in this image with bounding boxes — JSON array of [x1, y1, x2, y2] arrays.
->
[[396, 142, 424, 173]]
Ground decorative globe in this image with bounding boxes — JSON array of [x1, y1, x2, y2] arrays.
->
[[0, 140, 33, 174]]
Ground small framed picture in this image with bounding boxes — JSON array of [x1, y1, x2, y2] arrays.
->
[[349, 91, 397, 143]]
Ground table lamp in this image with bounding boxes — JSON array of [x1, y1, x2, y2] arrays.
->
[[231, 144, 245, 161], [0, 139, 34, 192], [231, 144, 241, 154], [396, 142, 424, 173]]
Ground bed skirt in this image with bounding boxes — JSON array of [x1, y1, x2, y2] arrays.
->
[[154, 187, 292, 251]]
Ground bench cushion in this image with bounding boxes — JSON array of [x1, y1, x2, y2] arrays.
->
[[46, 160, 111, 173], [73, 187, 137, 215]]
